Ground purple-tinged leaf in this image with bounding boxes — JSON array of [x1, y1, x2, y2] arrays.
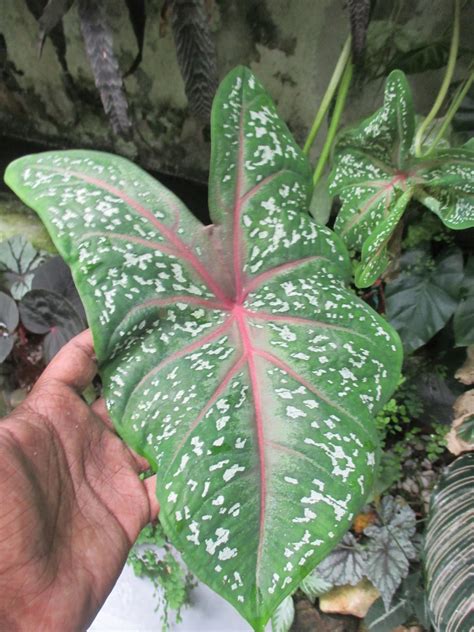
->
[[0, 291, 19, 363], [4, 66, 402, 631]]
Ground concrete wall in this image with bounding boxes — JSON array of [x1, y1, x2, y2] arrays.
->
[[1, 0, 472, 184]]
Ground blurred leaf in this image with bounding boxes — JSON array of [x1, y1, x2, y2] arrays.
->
[[33, 256, 86, 323], [453, 256, 474, 347], [316, 532, 367, 587], [0, 236, 45, 300], [424, 453, 474, 632], [385, 248, 464, 353], [19, 289, 84, 362], [170, 0, 218, 123], [124, 0, 146, 75], [456, 414, 474, 442], [371, 451, 402, 500], [271, 594, 295, 632], [387, 41, 450, 75], [0, 291, 19, 363], [299, 569, 332, 602], [453, 83, 474, 134], [364, 595, 411, 631], [37, 0, 75, 55], [78, 0, 131, 135]]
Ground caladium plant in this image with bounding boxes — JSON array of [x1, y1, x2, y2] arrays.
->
[[329, 70, 474, 288], [4, 66, 402, 630]]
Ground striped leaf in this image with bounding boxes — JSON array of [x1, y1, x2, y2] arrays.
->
[[4, 66, 402, 631], [424, 453, 474, 632], [329, 70, 474, 288]]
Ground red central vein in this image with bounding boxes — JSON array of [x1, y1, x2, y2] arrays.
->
[[46, 167, 229, 303], [233, 306, 267, 579], [232, 113, 246, 302]]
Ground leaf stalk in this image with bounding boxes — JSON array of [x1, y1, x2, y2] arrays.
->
[[303, 36, 352, 155], [413, 0, 461, 157]]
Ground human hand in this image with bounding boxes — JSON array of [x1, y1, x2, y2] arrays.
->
[[0, 330, 159, 631]]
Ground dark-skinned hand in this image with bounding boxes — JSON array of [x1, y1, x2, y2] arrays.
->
[[0, 329, 159, 631]]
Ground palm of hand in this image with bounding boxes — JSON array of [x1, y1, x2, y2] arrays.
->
[[0, 331, 158, 631]]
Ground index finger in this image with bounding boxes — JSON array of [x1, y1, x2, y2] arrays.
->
[[38, 329, 97, 392]]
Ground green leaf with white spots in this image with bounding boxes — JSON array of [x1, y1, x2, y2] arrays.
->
[[424, 453, 474, 632], [329, 71, 474, 288], [354, 188, 412, 288], [4, 66, 402, 631]]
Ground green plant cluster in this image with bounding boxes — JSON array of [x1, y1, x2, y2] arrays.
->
[[127, 523, 195, 631]]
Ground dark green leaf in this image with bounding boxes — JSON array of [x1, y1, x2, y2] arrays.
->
[[364, 596, 411, 631], [315, 532, 367, 587], [424, 453, 474, 632], [0, 236, 45, 300], [33, 256, 87, 323], [5, 67, 403, 631], [37, 0, 75, 55], [387, 41, 450, 75], [385, 248, 464, 353], [0, 291, 19, 363], [20, 289, 84, 362], [453, 255, 474, 346], [124, 0, 146, 75], [456, 414, 474, 443]]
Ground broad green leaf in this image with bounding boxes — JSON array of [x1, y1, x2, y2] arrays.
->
[[299, 569, 332, 601], [4, 66, 402, 631], [424, 453, 474, 632], [329, 71, 474, 287], [385, 248, 464, 353], [354, 189, 412, 288], [0, 236, 45, 300], [453, 255, 474, 347], [315, 532, 367, 587], [271, 595, 294, 632], [364, 596, 411, 631]]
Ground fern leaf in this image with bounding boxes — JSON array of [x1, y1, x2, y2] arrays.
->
[[78, 0, 131, 135], [170, 0, 218, 124]]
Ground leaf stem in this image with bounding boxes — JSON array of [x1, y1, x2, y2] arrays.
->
[[312, 60, 353, 187], [414, 0, 461, 157], [303, 36, 352, 155], [424, 68, 474, 155]]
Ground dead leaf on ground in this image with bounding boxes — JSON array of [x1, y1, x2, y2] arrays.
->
[[319, 579, 380, 618]]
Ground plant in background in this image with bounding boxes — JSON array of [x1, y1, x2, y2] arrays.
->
[[26, 0, 218, 133], [128, 522, 195, 631], [5, 65, 403, 630]]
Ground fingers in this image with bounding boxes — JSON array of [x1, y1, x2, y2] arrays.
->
[[39, 329, 97, 392], [143, 474, 160, 522]]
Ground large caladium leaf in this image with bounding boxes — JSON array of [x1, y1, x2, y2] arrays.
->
[[329, 70, 474, 288], [4, 67, 402, 631]]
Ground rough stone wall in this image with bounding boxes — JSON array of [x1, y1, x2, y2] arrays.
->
[[0, 0, 471, 183]]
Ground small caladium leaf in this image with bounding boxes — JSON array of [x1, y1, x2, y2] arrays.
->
[[0, 291, 19, 363], [0, 236, 45, 300], [271, 594, 295, 632], [385, 247, 464, 353], [4, 67, 402, 630], [20, 289, 85, 362], [329, 70, 474, 288], [354, 188, 412, 288], [315, 532, 367, 587]]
